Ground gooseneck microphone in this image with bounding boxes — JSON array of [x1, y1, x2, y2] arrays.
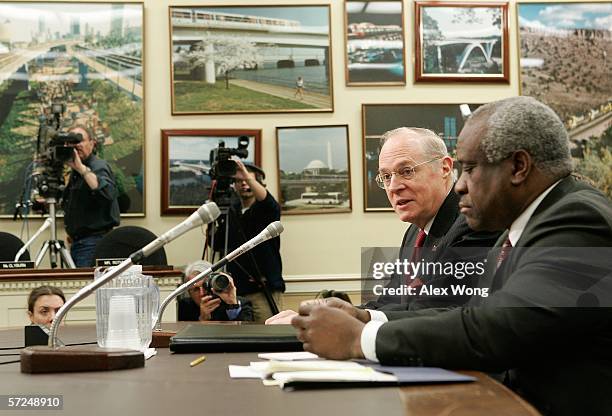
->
[[153, 220, 284, 330], [47, 202, 221, 348], [130, 202, 221, 263]]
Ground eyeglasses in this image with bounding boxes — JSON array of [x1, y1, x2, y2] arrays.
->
[[375, 157, 442, 189]]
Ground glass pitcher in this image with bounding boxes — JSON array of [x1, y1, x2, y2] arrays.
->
[[95, 265, 160, 351]]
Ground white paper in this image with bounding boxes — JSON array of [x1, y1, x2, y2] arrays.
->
[[228, 365, 262, 379], [272, 368, 398, 389], [144, 348, 157, 360], [258, 351, 319, 361], [249, 360, 366, 378]]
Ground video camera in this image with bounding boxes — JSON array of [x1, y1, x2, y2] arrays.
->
[[209, 136, 249, 178], [31, 100, 82, 200], [208, 136, 249, 207]]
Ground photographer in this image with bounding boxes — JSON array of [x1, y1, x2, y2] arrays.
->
[[62, 125, 120, 267], [177, 260, 253, 322], [213, 159, 284, 323]]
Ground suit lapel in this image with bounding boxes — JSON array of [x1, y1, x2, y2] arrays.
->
[[425, 190, 460, 248]]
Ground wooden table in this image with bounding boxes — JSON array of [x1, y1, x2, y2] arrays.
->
[[0, 324, 540, 416]]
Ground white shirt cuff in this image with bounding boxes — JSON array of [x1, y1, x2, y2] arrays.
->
[[360, 320, 384, 363], [367, 309, 389, 323]]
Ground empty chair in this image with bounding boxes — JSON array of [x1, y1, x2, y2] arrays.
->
[[0, 232, 30, 261], [93, 226, 167, 266]]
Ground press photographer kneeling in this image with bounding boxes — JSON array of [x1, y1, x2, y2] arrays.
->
[[62, 125, 120, 267], [178, 260, 253, 321]]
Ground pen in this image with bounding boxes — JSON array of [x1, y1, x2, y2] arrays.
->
[[189, 355, 207, 367]]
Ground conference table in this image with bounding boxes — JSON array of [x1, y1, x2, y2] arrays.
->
[[0, 324, 540, 416]]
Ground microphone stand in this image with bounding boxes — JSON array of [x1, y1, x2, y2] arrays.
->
[[20, 202, 220, 373], [21, 257, 142, 373]]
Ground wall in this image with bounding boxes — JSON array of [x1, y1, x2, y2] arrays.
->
[[1, 0, 536, 303]]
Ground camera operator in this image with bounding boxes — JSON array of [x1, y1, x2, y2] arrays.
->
[[213, 159, 284, 323], [62, 124, 120, 267], [177, 260, 253, 322]]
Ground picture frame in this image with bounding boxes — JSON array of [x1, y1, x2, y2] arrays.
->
[[161, 129, 261, 215], [362, 103, 482, 211], [414, 1, 509, 83], [344, 0, 406, 86], [517, 2, 611, 198], [276, 125, 352, 215], [0, 2, 145, 217], [169, 5, 334, 114]]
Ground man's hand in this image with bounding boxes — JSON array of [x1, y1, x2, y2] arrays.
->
[[291, 304, 365, 360], [299, 297, 371, 323], [233, 158, 251, 182], [66, 149, 85, 174], [213, 275, 238, 305], [198, 295, 222, 321], [265, 309, 298, 325]]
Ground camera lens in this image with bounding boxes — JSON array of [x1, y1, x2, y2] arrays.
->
[[209, 273, 230, 293]]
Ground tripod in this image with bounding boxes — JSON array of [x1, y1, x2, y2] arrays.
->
[[16, 197, 75, 269]]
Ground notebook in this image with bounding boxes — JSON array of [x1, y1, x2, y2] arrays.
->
[[169, 323, 302, 353]]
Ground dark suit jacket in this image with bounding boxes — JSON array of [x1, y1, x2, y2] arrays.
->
[[364, 190, 500, 310], [376, 177, 612, 415]]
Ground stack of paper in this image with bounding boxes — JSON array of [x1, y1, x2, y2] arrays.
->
[[228, 352, 475, 390]]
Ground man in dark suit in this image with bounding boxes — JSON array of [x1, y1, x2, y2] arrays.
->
[[363, 127, 499, 310], [267, 128, 498, 324], [292, 97, 612, 415]]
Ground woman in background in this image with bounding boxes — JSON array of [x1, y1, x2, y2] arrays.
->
[[27, 285, 65, 327]]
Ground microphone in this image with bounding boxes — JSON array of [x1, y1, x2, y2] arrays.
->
[[153, 220, 284, 330], [130, 202, 220, 263], [46, 202, 220, 348]]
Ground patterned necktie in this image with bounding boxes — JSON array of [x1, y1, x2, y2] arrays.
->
[[496, 237, 512, 270]]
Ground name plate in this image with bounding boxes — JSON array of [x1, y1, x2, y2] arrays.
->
[[95, 258, 126, 267], [0, 261, 35, 269]]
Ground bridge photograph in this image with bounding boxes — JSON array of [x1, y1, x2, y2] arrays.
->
[[0, 2, 144, 216], [416, 3, 508, 82], [277, 126, 351, 215], [170, 5, 333, 114], [518, 2, 611, 197]]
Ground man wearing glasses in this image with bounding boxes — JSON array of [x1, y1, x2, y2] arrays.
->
[[292, 97, 612, 415], [365, 127, 499, 310], [267, 128, 498, 324]]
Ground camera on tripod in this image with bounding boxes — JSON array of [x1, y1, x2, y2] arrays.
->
[[31, 99, 83, 201], [207, 136, 249, 207], [209, 135, 249, 178]]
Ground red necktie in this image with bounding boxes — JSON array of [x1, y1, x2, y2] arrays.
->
[[496, 237, 512, 270], [408, 229, 427, 288], [414, 229, 427, 249]]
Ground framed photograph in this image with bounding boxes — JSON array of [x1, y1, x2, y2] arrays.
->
[[415, 1, 509, 82], [161, 129, 261, 215], [0, 2, 145, 217], [344, 0, 406, 85], [276, 125, 352, 215], [517, 2, 611, 198], [362, 103, 482, 211], [169, 5, 334, 114]]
